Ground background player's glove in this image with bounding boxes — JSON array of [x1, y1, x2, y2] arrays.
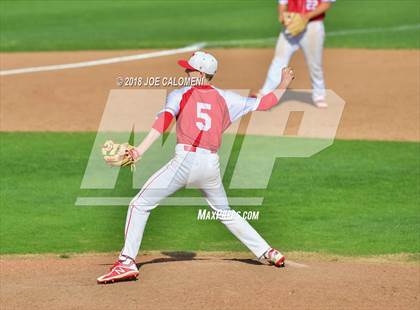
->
[[283, 12, 308, 37], [101, 140, 140, 170]]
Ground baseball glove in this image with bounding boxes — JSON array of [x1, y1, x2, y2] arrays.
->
[[101, 140, 140, 170], [283, 12, 308, 37]]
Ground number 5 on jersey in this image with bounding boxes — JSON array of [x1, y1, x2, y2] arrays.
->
[[196, 102, 212, 131]]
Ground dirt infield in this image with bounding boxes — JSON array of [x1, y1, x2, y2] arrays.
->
[[1, 48, 419, 309], [1, 252, 419, 310], [1, 48, 419, 141]]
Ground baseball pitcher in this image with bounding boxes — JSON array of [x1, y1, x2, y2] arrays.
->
[[97, 51, 295, 284], [258, 0, 335, 108]]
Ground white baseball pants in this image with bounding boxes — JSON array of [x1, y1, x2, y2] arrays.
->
[[120, 144, 271, 260], [261, 20, 326, 102]]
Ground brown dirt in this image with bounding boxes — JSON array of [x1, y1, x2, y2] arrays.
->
[[1, 48, 419, 141], [1, 252, 419, 310]]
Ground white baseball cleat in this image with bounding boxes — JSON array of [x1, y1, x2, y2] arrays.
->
[[313, 100, 328, 108], [264, 248, 286, 267], [97, 259, 139, 284]]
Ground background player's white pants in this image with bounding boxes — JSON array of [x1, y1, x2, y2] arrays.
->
[[120, 144, 271, 260], [261, 21, 326, 102]]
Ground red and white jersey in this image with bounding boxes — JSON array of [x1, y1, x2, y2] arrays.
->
[[161, 85, 259, 152], [279, 0, 335, 21]]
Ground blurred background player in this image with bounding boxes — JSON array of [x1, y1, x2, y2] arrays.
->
[[258, 0, 335, 108]]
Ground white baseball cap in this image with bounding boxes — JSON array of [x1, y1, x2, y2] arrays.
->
[[178, 51, 218, 75]]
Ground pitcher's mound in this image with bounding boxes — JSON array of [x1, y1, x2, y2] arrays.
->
[[1, 252, 419, 309]]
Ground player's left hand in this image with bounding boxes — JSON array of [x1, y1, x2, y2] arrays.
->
[[283, 12, 309, 37], [101, 140, 141, 170], [124, 147, 141, 164]]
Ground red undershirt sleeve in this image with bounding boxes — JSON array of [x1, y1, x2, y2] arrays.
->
[[152, 111, 174, 133], [256, 92, 279, 111]]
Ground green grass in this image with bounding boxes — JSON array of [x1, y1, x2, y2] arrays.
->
[[0, 0, 418, 51], [0, 132, 419, 256]]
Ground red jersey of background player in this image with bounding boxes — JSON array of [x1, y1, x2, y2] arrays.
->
[[280, 0, 331, 21]]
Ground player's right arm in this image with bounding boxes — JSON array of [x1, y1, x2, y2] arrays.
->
[[256, 67, 294, 111], [224, 67, 294, 124], [278, 1, 288, 25]]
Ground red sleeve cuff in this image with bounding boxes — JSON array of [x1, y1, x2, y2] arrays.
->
[[152, 111, 174, 133]]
